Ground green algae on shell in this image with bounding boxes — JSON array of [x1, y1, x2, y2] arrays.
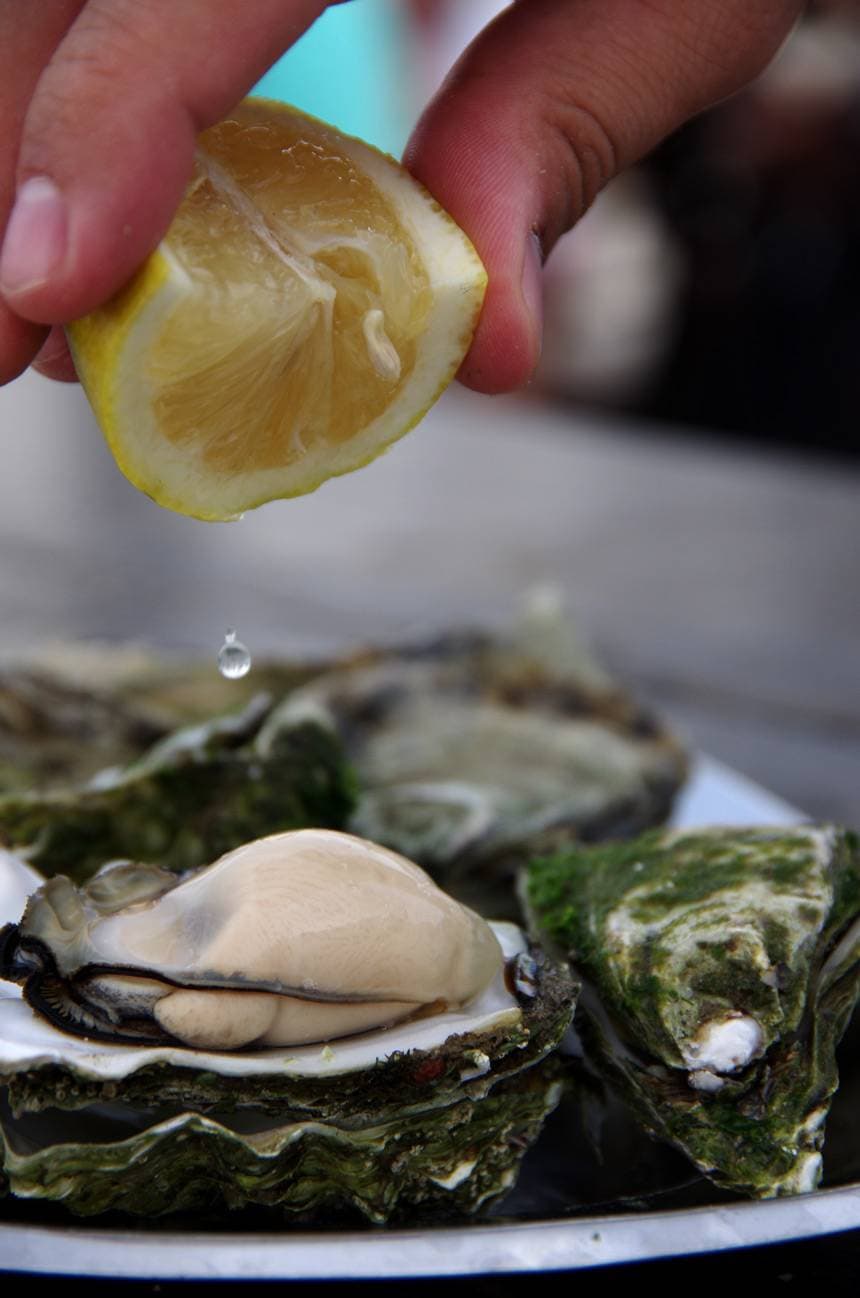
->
[[0, 1058, 565, 1222], [523, 826, 860, 1198], [0, 697, 355, 882]]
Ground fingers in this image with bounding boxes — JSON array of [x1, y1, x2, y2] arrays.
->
[[32, 325, 78, 382], [406, 0, 803, 393], [0, 0, 329, 333], [0, 0, 84, 382], [0, 301, 49, 385]]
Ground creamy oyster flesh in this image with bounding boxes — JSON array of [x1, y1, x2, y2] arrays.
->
[[2, 830, 503, 1049], [524, 826, 860, 1197], [152, 989, 421, 1050]]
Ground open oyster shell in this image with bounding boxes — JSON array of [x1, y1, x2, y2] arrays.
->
[[0, 696, 355, 881], [523, 826, 860, 1198], [0, 843, 575, 1220]]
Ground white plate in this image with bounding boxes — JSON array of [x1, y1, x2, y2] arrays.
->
[[2, 755, 858, 1279]]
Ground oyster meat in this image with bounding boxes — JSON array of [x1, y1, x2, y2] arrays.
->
[[0, 836, 575, 1220], [1, 829, 502, 1050], [524, 826, 860, 1197]]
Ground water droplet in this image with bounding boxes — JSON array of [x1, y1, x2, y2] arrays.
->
[[217, 628, 251, 680]]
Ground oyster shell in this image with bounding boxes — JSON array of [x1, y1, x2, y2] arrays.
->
[[0, 652, 308, 796], [0, 696, 355, 881], [0, 845, 575, 1220], [271, 616, 686, 918], [1, 830, 503, 1050], [523, 825, 860, 1197], [0, 1064, 565, 1221], [0, 667, 162, 795]]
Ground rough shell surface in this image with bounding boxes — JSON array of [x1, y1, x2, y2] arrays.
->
[[0, 696, 355, 881], [524, 825, 860, 1197]]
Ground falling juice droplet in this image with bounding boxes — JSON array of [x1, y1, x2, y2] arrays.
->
[[217, 628, 251, 680]]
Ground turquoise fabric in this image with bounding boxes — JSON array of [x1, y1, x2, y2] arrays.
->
[[253, 0, 413, 158]]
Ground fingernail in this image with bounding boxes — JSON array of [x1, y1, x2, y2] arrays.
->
[[0, 177, 68, 299], [521, 231, 544, 362]]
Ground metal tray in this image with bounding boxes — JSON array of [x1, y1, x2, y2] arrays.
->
[[2, 755, 858, 1278]]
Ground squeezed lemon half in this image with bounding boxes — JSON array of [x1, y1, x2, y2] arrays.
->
[[68, 98, 487, 521]]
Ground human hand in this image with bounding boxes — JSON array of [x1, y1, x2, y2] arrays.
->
[[0, 0, 802, 393], [0, 0, 330, 384], [405, 0, 803, 392]]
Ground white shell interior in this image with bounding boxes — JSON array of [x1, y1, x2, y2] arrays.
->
[[0, 849, 43, 921], [0, 850, 524, 1080]]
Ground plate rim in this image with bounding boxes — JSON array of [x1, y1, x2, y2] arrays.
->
[[2, 1182, 859, 1279]]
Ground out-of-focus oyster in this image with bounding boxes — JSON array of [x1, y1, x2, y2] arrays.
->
[[0, 697, 355, 881], [0, 611, 686, 919], [0, 651, 309, 795], [523, 826, 860, 1197], [0, 667, 162, 795], [273, 613, 686, 918], [0, 839, 575, 1220]]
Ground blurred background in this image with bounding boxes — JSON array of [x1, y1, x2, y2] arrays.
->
[[258, 0, 860, 454], [0, 1, 858, 824]]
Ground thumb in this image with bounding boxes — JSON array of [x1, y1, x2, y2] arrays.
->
[[405, 0, 802, 394]]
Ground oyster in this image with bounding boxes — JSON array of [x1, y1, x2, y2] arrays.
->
[[0, 839, 575, 1220], [0, 651, 309, 795], [272, 614, 686, 919], [0, 697, 355, 881], [523, 826, 860, 1197], [1, 830, 503, 1050], [0, 666, 162, 795]]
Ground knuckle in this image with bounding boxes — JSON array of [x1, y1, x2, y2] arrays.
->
[[536, 87, 620, 234], [70, 0, 161, 70], [22, 0, 165, 155]]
